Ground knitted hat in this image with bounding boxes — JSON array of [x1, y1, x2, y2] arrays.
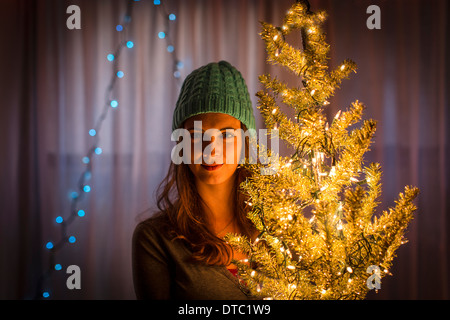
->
[[172, 61, 255, 132]]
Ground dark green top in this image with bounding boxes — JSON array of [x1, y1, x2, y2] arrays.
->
[[132, 214, 253, 300]]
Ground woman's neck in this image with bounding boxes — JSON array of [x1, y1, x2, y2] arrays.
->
[[195, 175, 236, 233]]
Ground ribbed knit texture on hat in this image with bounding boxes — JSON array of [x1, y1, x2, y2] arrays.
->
[[172, 61, 255, 132]]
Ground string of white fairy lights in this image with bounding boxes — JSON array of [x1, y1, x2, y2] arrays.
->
[[36, 0, 182, 299]]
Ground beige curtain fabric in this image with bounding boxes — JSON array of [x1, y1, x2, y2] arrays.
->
[[0, 0, 448, 299]]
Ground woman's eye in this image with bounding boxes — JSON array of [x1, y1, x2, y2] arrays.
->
[[223, 132, 235, 139], [190, 132, 202, 141]]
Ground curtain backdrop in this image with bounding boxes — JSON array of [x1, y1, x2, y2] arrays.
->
[[0, 0, 448, 299]]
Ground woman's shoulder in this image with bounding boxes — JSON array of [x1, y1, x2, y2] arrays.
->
[[133, 211, 190, 261], [133, 212, 175, 242], [137, 212, 170, 227]]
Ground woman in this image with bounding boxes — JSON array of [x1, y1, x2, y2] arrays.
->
[[132, 61, 257, 299]]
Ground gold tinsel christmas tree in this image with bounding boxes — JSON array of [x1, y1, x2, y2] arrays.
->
[[225, 1, 419, 300]]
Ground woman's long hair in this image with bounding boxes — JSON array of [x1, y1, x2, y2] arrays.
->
[[155, 128, 255, 266]]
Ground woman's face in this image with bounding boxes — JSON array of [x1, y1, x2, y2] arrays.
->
[[183, 113, 243, 186]]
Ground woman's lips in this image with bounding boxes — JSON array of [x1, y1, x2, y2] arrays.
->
[[201, 164, 223, 171]]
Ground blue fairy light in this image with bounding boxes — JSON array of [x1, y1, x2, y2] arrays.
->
[[84, 171, 92, 180], [169, 14, 176, 21], [39, 0, 166, 297], [174, 70, 181, 78]]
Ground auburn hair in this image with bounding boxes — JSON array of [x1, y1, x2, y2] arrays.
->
[[155, 128, 255, 266]]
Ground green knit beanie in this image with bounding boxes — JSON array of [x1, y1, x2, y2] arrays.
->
[[172, 61, 255, 132]]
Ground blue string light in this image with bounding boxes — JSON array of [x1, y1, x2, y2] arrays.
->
[[153, 1, 183, 82], [68, 236, 76, 244], [37, 0, 182, 299]]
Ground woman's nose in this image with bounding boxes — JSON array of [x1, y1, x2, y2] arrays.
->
[[202, 135, 223, 163]]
